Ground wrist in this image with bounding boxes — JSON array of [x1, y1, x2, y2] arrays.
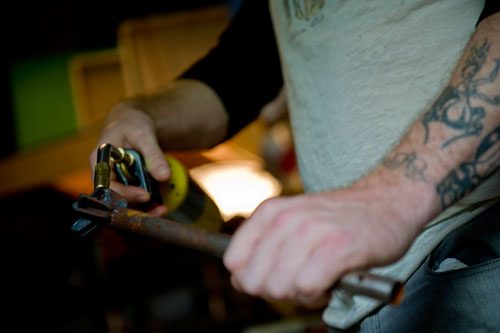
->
[[119, 99, 156, 123], [352, 164, 440, 234]]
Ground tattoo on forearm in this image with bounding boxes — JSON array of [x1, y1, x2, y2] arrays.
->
[[437, 126, 500, 209], [422, 40, 500, 148], [384, 152, 428, 182]]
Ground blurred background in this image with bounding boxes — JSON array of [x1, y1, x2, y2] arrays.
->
[[0, 1, 325, 332]]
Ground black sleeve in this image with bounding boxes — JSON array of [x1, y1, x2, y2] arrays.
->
[[477, 0, 500, 26], [179, 0, 283, 138]]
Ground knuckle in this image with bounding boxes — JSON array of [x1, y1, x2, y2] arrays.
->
[[222, 254, 236, 271], [256, 197, 283, 215], [272, 211, 293, 229], [239, 280, 260, 297], [268, 287, 289, 301], [128, 127, 151, 143], [296, 279, 318, 297], [257, 198, 275, 212]]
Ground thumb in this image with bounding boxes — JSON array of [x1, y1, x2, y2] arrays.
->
[[144, 147, 171, 182], [128, 131, 170, 182]]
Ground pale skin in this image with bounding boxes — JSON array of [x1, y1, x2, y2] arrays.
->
[[91, 14, 500, 307]]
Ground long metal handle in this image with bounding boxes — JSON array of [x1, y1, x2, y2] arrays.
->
[[111, 211, 404, 305]]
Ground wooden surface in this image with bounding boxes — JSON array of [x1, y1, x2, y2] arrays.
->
[[0, 125, 101, 198], [69, 50, 126, 127], [118, 5, 230, 96], [0, 4, 270, 199]]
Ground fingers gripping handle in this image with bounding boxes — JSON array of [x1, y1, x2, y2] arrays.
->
[[111, 213, 404, 305]]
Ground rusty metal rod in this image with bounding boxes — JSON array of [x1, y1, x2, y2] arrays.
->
[[111, 211, 404, 305], [112, 210, 230, 257]]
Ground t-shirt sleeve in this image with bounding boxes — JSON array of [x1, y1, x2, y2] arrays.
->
[[179, 0, 283, 138], [477, 0, 500, 26]]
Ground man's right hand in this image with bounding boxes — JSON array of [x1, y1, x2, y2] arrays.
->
[[89, 80, 229, 216], [89, 101, 170, 216]]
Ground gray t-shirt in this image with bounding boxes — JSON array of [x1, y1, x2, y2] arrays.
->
[[270, 0, 499, 328]]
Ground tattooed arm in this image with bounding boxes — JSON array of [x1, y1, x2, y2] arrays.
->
[[223, 13, 500, 306], [374, 13, 500, 215]]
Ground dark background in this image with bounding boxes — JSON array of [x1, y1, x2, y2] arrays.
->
[[0, 0, 241, 159], [0, 1, 294, 332]]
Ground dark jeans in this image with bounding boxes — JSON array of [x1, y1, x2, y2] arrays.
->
[[329, 201, 500, 333]]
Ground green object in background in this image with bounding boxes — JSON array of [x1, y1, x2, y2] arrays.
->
[[10, 54, 77, 150]]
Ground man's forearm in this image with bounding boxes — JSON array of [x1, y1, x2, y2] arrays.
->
[[122, 79, 229, 150], [359, 13, 500, 227]]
